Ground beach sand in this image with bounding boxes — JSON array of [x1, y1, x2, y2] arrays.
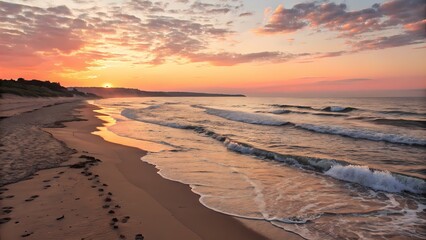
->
[[0, 94, 84, 118], [0, 99, 301, 240]]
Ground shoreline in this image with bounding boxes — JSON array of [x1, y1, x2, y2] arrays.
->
[[90, 102, 304, 240], [67, 102, 268, 239], [0, 100, 301, 239]]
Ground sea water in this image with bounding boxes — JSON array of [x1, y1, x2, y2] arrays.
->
[[93, 97, 426, 239]]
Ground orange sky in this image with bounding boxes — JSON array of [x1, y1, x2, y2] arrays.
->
[[0, 0, 425, 96]]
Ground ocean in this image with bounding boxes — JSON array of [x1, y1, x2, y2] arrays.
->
[[92, 97, 425, 239]]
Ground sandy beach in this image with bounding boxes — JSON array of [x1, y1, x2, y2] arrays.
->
[[0, 98, 302, 239], [1, 0, 423, 238]]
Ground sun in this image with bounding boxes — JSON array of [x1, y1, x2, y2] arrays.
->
[[102, 83, 113, 88]]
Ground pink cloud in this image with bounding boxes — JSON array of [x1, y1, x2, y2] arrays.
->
[[256, 0, 425, 50]]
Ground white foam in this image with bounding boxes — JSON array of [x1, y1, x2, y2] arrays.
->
[[297, 123, 426, 146], [325, 165, 426, 194], [224, 139, 255, 154], [204, 107, 288, 126]]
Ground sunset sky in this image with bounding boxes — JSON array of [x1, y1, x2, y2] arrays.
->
[[0, 0, 425, 96]]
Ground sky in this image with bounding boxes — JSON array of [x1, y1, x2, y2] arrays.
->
[[0, 0, 425, 97]]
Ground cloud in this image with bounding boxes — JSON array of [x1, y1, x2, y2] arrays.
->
[[0, 0, 259, 68], [47, 5, 73, 15], [183, 51, 298, 66], [351, 30, 425, 51], [3, 0, 403, 71], [239, 12, 253, 17], [0, 1, 85, 55], [314, 51, 347, 58], [0, 1, 114, 71], [127, 0, 166, 13], [181, 1, 243, 15], [313, 78, 371, 85], [257, 0, 425, 50]]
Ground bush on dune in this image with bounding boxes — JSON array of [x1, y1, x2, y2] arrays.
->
[[0, 78, 98, 98]]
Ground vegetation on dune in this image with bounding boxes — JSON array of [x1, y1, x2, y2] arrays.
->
[[0, 78, 98, 98]]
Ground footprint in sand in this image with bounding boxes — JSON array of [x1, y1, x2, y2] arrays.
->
[[0, 187, 8, 194], [121, 216, 130, 223], [21, 231, 34, 237], [24, 195, 39, 202], [110, 217, 119, 229], [0, 217, 11, 224], [2, 206, 13, 214]]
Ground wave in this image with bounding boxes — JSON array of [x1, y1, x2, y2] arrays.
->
[[208, 134, 425, 194], [125, 106, 426, 146], [379, 110, 426, 117], [313, 112, 347, 117], [121, 108, 426, 194], [325, 165, 426, 193], [322, 106, 357, 113], [296, 123, 426, 146], [271, 104, 314, 110], [371, 118, 426, 129], [200, 106, 289, 126], [270, 109, 292, 114], [271, 104, 356, 113], [270, 104, 426, 119], [121, 108, 189, 129], [268, 109, 345, 117], [197, 128, 426, 194]]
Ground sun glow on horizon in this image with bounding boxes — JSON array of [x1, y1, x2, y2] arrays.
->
[[1, 0, 425, 97], [103, 83, 113, 88]]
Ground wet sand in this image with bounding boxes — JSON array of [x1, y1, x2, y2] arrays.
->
[[0, 100, 301, 239]]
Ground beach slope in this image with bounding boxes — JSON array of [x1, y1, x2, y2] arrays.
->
[[0, 100, 290, 239]]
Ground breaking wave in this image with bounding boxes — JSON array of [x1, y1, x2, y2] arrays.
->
[[322, 106, 357, 112], [121, 107, 426, 194], [325, 165, 426, 194], [123, 107, 426, 146], [296, 124, 426, 146], [270, 103, 426, 117], [197, 106, 289, 126], [371, 118, 426, 129], [270, 104, 314, 110], [268, 109, 345, 117], [210, 136, 425, 194], [270, 104, 356, 113]]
